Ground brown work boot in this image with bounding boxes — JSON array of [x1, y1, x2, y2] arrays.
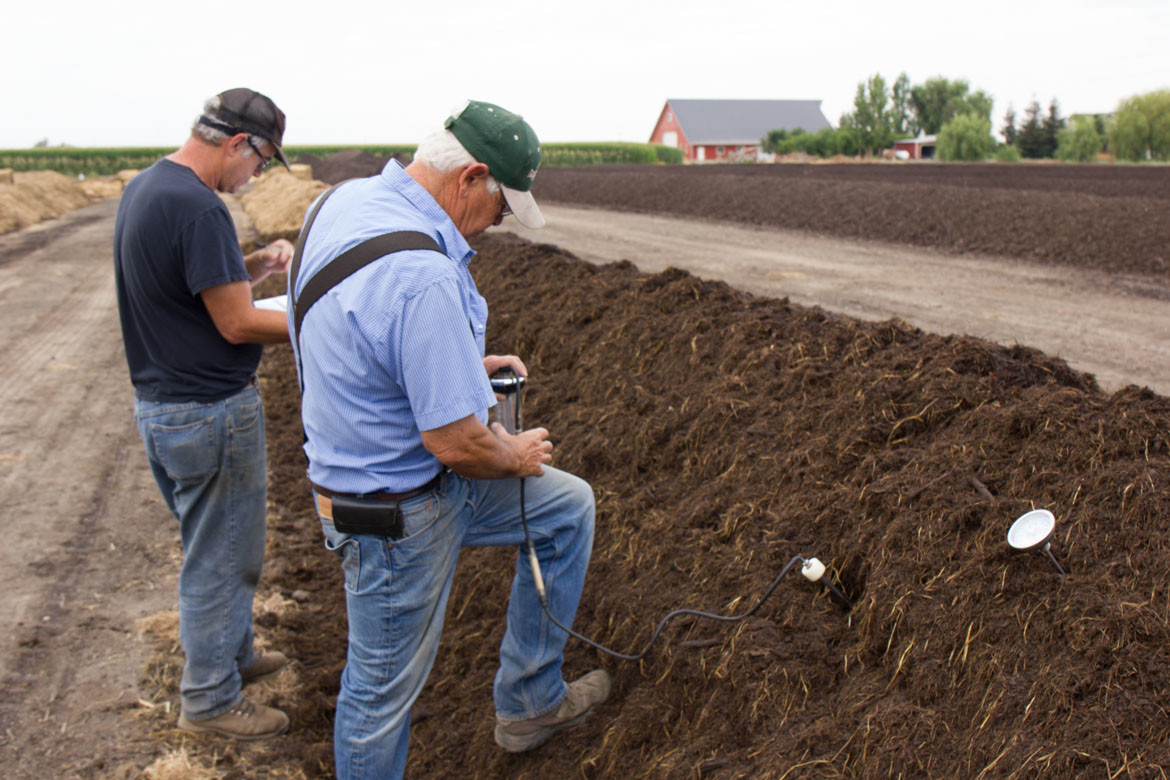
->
[[494, 669, 612, 752], [241, 651, 288, 685], [178, 697, 289, 741]]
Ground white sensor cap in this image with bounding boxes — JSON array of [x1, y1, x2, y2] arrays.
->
[[802, 557, 826, 582]]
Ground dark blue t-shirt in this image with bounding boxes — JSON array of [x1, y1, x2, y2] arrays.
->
[[114, 158, 261, 402]]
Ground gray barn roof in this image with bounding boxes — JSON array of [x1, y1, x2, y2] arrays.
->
[[667, 99, 832, 144]]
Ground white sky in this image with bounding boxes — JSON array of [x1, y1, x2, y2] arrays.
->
[[3, 0, 1167, 149]]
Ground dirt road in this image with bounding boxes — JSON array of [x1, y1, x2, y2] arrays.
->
[[0, 195, 1166, 778], [503, 204, 1170, 395], [0, 198, 176, 778]]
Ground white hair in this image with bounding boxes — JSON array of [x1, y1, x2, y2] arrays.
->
[[413, 129, 500, 193], [190, 95, 263, 155]]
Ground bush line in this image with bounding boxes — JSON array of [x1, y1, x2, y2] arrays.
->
[[0, 143, 682, 176]]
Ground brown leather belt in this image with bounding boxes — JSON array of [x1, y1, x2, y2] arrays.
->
[[311, 471, 443, 503]]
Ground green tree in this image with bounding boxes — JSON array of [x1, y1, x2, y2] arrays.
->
[[842, 73, 893, 156], [1110, 89, 1170, 161], [835, 128, 859, 157], [909, 77, 993, 134], [1016, 101, 1046, 159], [966, 90, 994, 124], [1056, 116, 1102, 162], [1000, 105, 1017, 146], [1041, 99, 1065, 158], [762, 127, 857, 159], [995, 144, 1022, 162], [762, 128, 789, 154], [891, 72, 913, 137], [937, 113, 994, 161]]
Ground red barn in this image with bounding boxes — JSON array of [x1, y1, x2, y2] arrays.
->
[[650, 99, 832, 162], [893, 131, 938, 160]]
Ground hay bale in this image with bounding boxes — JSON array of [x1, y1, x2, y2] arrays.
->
[[115, 169, 140, 185], [240, 170, 328, 237], [0, 169, 12, 185]]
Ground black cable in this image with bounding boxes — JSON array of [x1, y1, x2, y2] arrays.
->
[[501, 374, 844, 662], [520, 477, 808, 662]]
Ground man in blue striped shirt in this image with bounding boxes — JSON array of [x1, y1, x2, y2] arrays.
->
[[290, 101, 609, 780]]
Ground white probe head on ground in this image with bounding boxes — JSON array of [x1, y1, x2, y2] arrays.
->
[[800, 556, 854, 609], [801, 557, 826, 582]]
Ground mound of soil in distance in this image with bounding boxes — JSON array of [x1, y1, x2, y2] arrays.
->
[[0, 171, 95, 234], [229, 233, 1170, 779], [241, 171, 328, 235], [532, 163, 1170, 278], [295, 149, 406, 185]]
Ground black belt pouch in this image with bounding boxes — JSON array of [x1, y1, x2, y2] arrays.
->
[[331, 496, 405, 538]]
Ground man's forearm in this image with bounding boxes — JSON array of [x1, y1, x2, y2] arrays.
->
[[422, 418, 520, 479], [231, 308, 290, 344], [201, 281, 290, 345]]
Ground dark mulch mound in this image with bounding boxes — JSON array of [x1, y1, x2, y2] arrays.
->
[[294, 149, 406, 185], [220, 233, 1170, 779], [533, 163, 1170, 278]]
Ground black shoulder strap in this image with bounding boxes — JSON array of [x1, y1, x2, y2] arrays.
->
[[288, 183, 443, 386], [293, 230, 442, 340], [287, 181, 346, 307]]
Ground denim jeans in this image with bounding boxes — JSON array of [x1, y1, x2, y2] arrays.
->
[[134, 384, 268, 720], [320, 466, 595, 780]]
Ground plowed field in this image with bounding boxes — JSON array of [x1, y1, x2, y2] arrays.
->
[[531, 163, 1170, 278], [146, 163, 1170, 778]]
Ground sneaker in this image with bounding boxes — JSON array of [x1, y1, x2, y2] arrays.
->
[[241, 651, 288, 686], [494, 669, 612, 753], [178, 697, 290, 741]]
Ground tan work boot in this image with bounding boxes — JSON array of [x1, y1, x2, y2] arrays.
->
[[494, 669, 612, 752], [178, 697, 289, 741], [241, 651, 288, 685]]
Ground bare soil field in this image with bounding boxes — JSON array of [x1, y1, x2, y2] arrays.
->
[[502, 203, 1170, 395], [3, 160, 1170, 779], [530, 163, 1170, 278]]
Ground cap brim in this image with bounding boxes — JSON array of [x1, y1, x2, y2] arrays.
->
[[501, 186, 544, 229], [272, 144, 291, 171]]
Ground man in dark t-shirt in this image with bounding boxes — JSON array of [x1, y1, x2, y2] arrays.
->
[[114, 88, 295, 741]]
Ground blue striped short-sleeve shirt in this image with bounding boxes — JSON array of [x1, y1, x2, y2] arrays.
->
[[289, 161, 497, 493]]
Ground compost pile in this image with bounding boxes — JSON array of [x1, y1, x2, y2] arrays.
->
[[294, 149, 405, 185], [213, 223, 1170, 779], [533, 163, 1170, 278]]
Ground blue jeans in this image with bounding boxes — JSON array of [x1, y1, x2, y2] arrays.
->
[[320, 467, 595, 780], [134, 384, 268, 720]]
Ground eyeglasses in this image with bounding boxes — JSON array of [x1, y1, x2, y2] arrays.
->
[[245, 138, 275, 172], [498, 191, 512, 219]]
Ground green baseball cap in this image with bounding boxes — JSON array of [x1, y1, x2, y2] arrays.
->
[[444, 100, 545, 228]]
